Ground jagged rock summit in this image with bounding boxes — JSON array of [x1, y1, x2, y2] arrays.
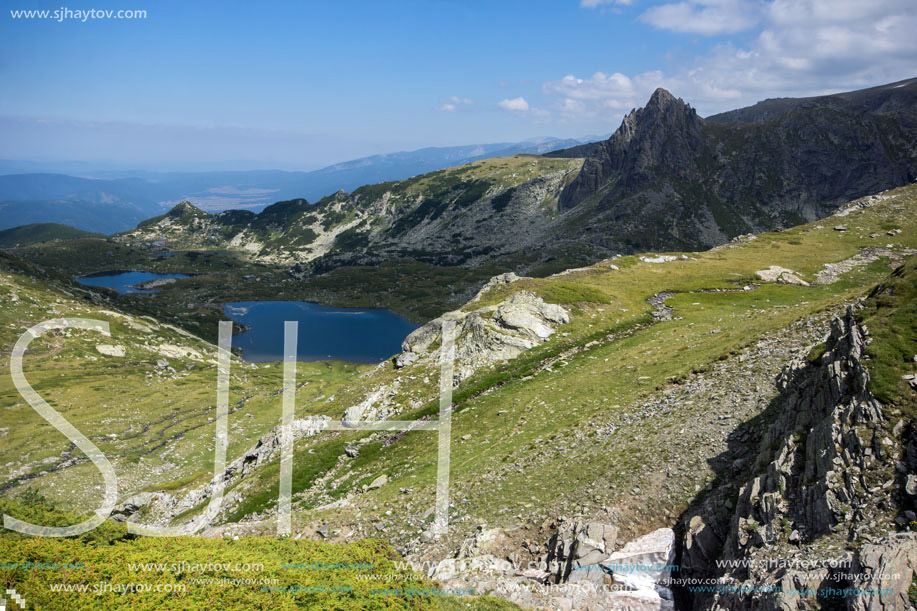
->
[[554, 80, 917, 253]]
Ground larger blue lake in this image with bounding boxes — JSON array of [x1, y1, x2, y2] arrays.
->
[[224, 301, 420, 364], [77, 271, 191, 294]]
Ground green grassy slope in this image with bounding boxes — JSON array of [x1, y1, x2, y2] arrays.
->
[[859, 256, 917, 418], [0, 251, 367, 512], [184, 184, 916, 552], [0, 495, 517, 610], [0, 223, 104, 248]]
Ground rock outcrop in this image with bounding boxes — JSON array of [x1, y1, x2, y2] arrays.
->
[[680, 306, 917, 610], [470, 271, 528, 302], [755, 266, 810, 286], [546, 518, 620, 583], [549, 524, 676, 610], [395, 290, 569, 382], [432, 523, 676, 611]]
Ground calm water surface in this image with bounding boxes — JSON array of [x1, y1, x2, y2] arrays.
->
[[224, 301, 419, 363], [77, 271, 190, 294]]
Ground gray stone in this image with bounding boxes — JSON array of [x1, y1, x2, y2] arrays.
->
[[110, 492, 156, 521], [95, 344, 126, 357], [364, 474, 388, 491], [393, 290, 569, 383], [755, 266, 810, 286]]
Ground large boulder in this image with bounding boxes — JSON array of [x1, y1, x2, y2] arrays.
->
[[547, 518, 619, 583], [393, 290, 569, 382], [603, 528, 676, 607], [847, 533, 917, 611], [755, 265, 810, 286]]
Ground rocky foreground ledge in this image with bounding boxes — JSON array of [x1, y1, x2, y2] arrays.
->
[[422, 304, 916, 611], [681, 305, 917, 610]]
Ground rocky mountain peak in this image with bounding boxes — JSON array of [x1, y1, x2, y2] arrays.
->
[[619, 87, 703, 147], [556, 80, 917, 252], [159, 201, 208, 225], [645, 87, 680, 110], [558, 88, 705, 210], [167, 201, 204, 217], [171, 200, 193, 210]]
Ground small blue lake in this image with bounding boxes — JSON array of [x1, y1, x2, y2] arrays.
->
[[224, 301, 420, 364], [77, 271, 191, 294]]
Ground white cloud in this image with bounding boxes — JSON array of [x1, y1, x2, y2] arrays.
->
[[544, 70, 672, 119], [437, 96, 474, 112], [560, 98, 587, 114], [639, 0, 759, 35], [496, 97, 551, 120], [545, 0, 917, 120], [545, 72, 635, 100], [498, 97, 530, 112]]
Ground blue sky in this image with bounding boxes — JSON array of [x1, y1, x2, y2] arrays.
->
[[1, 0, 915, 169]]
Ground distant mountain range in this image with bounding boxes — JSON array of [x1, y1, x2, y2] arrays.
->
[[0, 137, 589, 233], [106, 78, 917, 277], [5, 79, 915, 266]]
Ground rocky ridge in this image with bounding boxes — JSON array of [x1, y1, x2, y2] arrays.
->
[[116, 157, 583, 269], [112, 81, 917, 281], [555, 80, 917, 253], [680, 306, 917, 610], [417, 311, 830, 609], [401, 300, 916, 611]]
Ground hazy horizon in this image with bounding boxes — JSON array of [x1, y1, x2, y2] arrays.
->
[[0, 134, 599, 175]]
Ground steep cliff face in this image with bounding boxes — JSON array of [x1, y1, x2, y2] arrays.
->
[[559, 88, 707, 210], [558, 79, 917, 252], [680, 302, 917, 610]]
